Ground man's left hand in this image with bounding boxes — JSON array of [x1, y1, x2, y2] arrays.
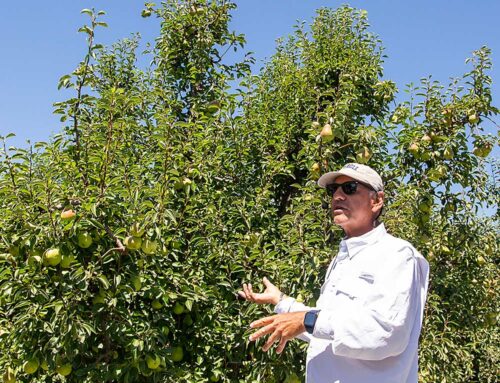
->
[[249, 312, 307, 354]]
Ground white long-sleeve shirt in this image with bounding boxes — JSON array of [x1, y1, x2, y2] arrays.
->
[[274, 224, 429, 383]]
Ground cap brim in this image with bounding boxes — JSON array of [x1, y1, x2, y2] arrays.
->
[[318, 168, 380, 189], [317, 171, 343, 188]]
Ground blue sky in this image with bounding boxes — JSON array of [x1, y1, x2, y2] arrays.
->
[[0, 1, 499, 148]]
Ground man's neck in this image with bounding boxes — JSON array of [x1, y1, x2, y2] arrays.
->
[[343, 221, 379, 239]]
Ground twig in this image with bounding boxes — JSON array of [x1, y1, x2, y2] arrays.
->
[[103, 225, 126, 255]]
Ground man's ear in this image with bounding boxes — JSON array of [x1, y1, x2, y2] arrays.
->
[[372, 191, 384, 213]]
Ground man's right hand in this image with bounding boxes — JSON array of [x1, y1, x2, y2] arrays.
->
[[238, 277, 283, 305]]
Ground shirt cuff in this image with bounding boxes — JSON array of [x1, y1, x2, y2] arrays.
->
[[312, 310, 335, 340], [274, 297, 296, 314]]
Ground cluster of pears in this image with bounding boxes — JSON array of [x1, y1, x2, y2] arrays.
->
[[38, 208, 93, 269], [42, 244, 85, 271], [2, 356, 71, 382], [142, 345, 184, 376], [60, 208, 93, 250], [472, 140, 493, 158], [408, 133, 453, 161], [143, 301, 187, 371], [310, 120, 373, 174], [123, 223, 158, 255], [408, 110, 493, 162]]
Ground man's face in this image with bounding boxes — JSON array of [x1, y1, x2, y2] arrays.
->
[[329, 175, 383, 238]]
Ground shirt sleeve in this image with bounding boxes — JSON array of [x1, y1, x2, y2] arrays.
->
[[312, 247, 424, 360], [274, 297, 313, 343]]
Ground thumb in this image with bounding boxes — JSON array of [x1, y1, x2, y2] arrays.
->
[[262, 276, 274, 288]]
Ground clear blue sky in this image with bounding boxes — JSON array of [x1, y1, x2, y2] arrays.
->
[[1, 1, 499, 148]]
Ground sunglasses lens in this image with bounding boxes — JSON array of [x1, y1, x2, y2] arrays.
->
[[342, 182, 358, 195], [326, 184, 338, 196], [326, 182, 358, 196]]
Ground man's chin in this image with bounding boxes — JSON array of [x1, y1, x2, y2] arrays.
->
[[333, 214, 348, 225]]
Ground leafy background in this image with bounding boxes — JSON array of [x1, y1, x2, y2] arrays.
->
[[0, 1, 498, 382]]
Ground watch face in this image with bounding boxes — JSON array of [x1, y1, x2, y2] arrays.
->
[[305, 310, 319, 334]]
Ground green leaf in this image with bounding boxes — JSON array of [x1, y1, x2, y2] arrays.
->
[[97, 274, 110, 290], [78, 25, 93, 35], [53, 301, 64, 315]]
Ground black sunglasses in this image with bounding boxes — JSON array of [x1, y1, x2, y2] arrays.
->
[[325, 181, 369, 196]]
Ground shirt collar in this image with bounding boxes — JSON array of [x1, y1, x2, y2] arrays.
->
[[340, 223, 387, 259]]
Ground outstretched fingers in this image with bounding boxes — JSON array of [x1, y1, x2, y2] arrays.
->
[[237, 290, 246, 299], [262, 328, 282, 351], [249, 317, 290, 353], [276, 337, 289, 354], [250, 315, 275, 329], [238, 283, 254, 302], [249, 322, 276, 342], [248, 312, 306, 354]]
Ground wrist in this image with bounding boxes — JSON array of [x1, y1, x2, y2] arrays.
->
[[274, 292, 286, 305]]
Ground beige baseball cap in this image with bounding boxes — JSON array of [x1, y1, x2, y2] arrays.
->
[[317, 163, 384, 191]]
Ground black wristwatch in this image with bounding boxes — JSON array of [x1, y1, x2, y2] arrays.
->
[[304, 310, 320, 334]]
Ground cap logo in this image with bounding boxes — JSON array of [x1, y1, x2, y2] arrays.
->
[[345, 164, 359, 171]]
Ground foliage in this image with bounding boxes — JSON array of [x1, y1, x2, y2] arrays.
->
[[0, 2, 498, 382]]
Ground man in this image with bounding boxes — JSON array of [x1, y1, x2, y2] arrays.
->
[[238, 163, 430, 383]]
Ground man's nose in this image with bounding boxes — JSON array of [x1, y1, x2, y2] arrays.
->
[[332, 188, 346, 200], [331, 195, 345, 207]]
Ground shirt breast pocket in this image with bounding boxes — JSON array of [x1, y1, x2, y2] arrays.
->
[[334, 272, 375, 302]]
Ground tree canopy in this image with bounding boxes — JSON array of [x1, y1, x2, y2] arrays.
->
[[0, 2, 498, 382]]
